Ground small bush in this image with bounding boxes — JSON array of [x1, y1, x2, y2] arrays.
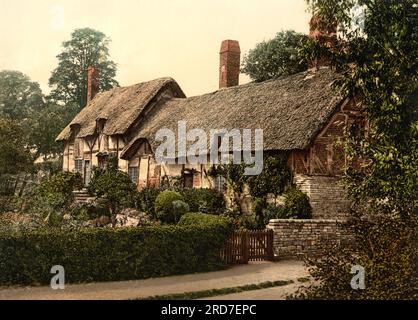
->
[[0, 222, 233, 286], [171, 200, 189, 222], [47, 210, 64, 227], [68, 203, 94, 221], [252, 198, 266, 216], [137, 187, 226, 217], [263, 204, 286, 222], [178, 188, 226, 214], [135, 187, 166, 216], [238, 214, 260, 230], [0, 196, 16, 213], [88, 167, 137, 226], [155, 190, 185, 223], [283, 187, 312, 219], [179, 212, 233, 228], [38, 172, 82, 210]]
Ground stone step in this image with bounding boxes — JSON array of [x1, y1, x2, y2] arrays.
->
[[73, 189, 95, 204]]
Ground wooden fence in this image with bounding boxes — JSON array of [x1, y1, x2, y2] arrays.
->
[[220, 229, 274, 264]]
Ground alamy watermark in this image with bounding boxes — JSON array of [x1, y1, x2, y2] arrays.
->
[[50, 5, 65, 30], [154, 121, 264, 175], [350, 265, 365, 290], [50, 265, 65, 290]]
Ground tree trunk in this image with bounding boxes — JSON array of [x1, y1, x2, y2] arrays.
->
[[109, 204, 116, 227]]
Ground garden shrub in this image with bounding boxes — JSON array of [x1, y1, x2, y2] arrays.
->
[[177, 188, 226, 214], [179, 212, 233, 228], [294, 214, 418, 300], [252, 198, 266, 217], [47, 210, 64, 227], [88, 167, 137, 226], [263, 204, 286, 222], [282, 187, 312, 219], [155, 190, 185, 223], [137, 187, 226, 217], [258, 188, 312, 221], [171, 200, 189, 222], [238, 214, 260, 230], [0, 196, 16, 213], [0, 221, 233, 286], [68, 203, 92, 222], [135, 187, 165, 216], [38, 172, 82, 210]]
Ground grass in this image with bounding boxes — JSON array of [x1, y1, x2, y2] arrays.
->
[[135, 280, 294, 300], [297, 276, 311, 283]]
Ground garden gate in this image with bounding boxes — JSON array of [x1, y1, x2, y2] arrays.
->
[[220, 229, 274, 264]]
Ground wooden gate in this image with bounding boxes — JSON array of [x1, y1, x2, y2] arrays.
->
[[220, 229, 274, 264]]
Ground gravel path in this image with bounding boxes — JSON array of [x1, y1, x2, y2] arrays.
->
[[0, 260, 308, 300]]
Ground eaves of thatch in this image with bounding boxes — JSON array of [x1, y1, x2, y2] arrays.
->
[[56, 77, 185, 141], [120, 67, 344, 159]]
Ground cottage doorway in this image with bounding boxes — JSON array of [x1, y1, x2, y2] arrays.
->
[[84, 160, 91, 186]]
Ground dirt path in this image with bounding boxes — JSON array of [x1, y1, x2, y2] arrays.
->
[[0, 260, 308, 300]]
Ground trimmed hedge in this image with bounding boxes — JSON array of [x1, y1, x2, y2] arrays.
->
[[178, 188, 226, 214], [179, 213, 232, 227], [136, 187, 226, 217], [0, 222, 233, 286]]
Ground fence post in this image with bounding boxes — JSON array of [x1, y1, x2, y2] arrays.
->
[[267, 229, 274, 261], [242, 231, 249, 264]]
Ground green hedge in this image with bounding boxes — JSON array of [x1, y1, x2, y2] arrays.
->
[[179, 213, 232, 227], [136, 187, 226, 217], [0, 222, 233, 286], [177, 188, 226, 214]]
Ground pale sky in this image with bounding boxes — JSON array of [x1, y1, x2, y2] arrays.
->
[[0, 0, 311, 97]]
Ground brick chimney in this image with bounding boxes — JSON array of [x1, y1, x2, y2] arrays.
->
[[219, 40, 241, 89], [309, 14, 337, 68], [87, 66, 100, 103]]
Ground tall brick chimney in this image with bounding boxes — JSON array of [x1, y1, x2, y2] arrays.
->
[[219, 40, 241, 89], [87, 66, 100, 103], [309, 14, 337, 68]]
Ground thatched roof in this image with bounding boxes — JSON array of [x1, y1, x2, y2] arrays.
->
[[56, 77, 185, 141], [120, 67, 343, 159]]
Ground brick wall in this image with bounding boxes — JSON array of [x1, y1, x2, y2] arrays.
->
[[294, 174, 351, 219], [267, 219, 353, 260]]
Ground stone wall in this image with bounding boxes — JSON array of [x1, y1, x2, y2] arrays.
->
[[294, 174, 351, 219], [267, 219, 353, 260]]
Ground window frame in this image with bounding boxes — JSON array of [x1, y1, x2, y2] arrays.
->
[[128, 166, 139, 184], [74, 159, 83, 173]]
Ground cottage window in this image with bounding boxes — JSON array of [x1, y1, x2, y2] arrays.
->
[[74, 159, 83, 173], [214, 176, 226, 193], [128, 166, 139, 184], [183, 173, 194, 188], [73, 139, 82, 158]]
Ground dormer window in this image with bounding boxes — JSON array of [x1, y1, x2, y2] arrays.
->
[[96, 118, 106, 134]]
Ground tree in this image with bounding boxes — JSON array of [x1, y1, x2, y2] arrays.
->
[[28, 102, 79, 159], [295, 0, 418, 299], [247, 155, 292, 200], [88, 161, 137, 227], [38, 171, 83, 210], [208, 163, 248, 215], [0, 118, 32, 175], [49, 28, 118, 109], [0, 70, 79, 161], [0, 71, 44, 120], [241, 30, 309, 82]]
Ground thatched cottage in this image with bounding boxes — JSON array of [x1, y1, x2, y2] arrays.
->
[[57, 18, 363, 218]]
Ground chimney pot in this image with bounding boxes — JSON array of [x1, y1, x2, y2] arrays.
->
[[219, 40, 240, 89], [309, 14, 337, 68], [87, 66, 100, 103]]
